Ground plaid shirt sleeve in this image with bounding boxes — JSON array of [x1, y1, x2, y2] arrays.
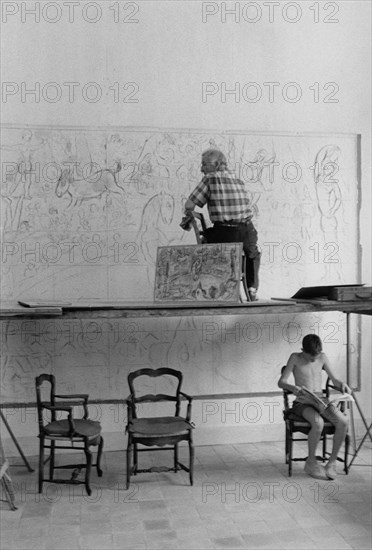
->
[[187, 178, 210, 208]]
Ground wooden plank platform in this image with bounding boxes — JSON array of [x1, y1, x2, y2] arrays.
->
[[1, 299, 371, 320]]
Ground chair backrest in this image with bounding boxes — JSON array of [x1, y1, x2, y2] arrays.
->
[[128, 368, 183, 418], [280, 366, 294, 412], [190, 212, 208, 244], [325, 377, 339, 396], [325, 377, 347, 411], [35, 374, 56, 427]]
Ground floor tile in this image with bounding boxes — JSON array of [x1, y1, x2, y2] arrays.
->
[[1, 442, 371, 550]]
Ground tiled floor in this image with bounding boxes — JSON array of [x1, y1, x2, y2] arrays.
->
[[1, 440, 371, 550]]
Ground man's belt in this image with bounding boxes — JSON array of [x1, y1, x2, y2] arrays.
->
[[214, 218, 251, 228]]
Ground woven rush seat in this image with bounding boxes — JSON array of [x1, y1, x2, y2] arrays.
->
[[44, 419, 101, 439], [128, 416, 192, 436]]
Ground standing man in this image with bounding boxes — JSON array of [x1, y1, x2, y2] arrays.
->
[[184, 148, 261, 301]]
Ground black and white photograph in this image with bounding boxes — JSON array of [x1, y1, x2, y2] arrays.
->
[[0, 1, 371, 549]]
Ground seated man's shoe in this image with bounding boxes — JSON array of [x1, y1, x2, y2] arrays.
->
[[304, 459, 327, 480], [248, 287, 258, 301], [325, 461, 337, 480]]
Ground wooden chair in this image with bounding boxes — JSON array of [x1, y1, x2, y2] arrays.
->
[[35, 374, 103, 496], [126, 368, 194, 489], [189, 211, 208, 244], [281, 367, 350, 476]]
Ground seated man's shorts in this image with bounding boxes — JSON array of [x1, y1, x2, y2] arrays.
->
[[292, 400, 334, 420], [292, 400, 312, 418]]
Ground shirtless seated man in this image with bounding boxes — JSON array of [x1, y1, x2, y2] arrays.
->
[[278, 334, 351, 480]]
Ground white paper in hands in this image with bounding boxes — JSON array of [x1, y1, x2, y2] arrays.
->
[[300, 386, 354, 413]]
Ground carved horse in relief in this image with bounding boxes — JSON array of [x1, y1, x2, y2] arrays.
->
[[55, 161, 124, 207]]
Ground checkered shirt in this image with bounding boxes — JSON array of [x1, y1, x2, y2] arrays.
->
[[188, 171, 252, 223]]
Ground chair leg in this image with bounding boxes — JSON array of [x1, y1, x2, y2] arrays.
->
[[189, 438, 194, 486], [133, 443, 138, 473], [96, 436, 103, 477], [49, 440, 55, 481], [84, 441, 92, 496], [322, 433, 327, 462], [285, 429, 289, 464], [344, 433, 350, 474], [174, 443, 178, 472], [285, 425, 293, 476], [126, 437, 132, 490], [38, 438, 44, 493]]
